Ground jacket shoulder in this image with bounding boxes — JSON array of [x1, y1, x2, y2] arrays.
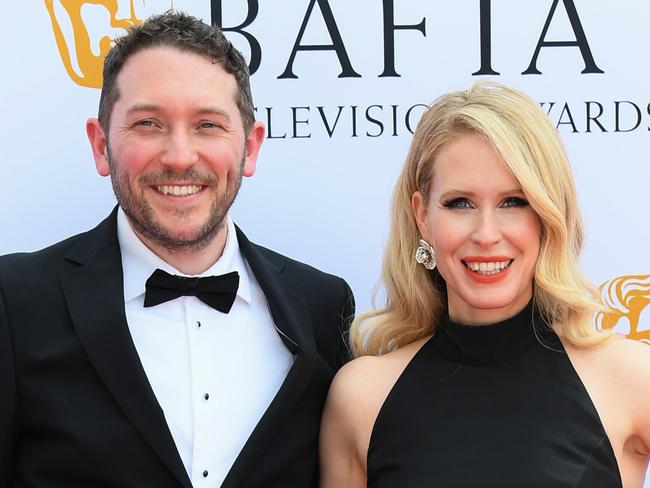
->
[[248, 241, 355, 367], [252, 242, 346, 286], [0, 211, 117, 282], [0, 233, 82, 279]]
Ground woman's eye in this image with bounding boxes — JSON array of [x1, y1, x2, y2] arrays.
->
[[443, 198, 473, 209], [501, 196, 529, 208]]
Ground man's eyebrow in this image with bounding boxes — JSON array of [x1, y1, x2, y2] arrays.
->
[[125, 104, 231, 121], [125, 104, 162, 116], [197, 107, 231, 121]]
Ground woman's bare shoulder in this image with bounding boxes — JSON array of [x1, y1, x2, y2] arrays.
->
[[599, 337, 650, 390], [566, 335, 650, 377], [334, 338, 431, 397], [325, 336, 432, 432], [566, 336, 650, 425]]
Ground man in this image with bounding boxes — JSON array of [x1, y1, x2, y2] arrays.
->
[[0, 11, 354, 488]]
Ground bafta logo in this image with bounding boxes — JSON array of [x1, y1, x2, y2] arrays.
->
[[595, 274, 650, 344], [44, 0, 172, 88]]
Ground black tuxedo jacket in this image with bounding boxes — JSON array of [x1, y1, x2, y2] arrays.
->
[[0, 209, 354, 487]]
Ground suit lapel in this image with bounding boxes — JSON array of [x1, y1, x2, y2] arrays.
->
[[220, 227, 318, 488], [60, 210, 192, 488]]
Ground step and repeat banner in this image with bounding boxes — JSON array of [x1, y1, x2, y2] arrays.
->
[[1, 2, 648, 340]]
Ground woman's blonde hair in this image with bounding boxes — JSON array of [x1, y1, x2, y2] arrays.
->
[[350, 81, 610, 357]]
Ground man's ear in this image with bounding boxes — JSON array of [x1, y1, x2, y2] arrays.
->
[[412, 191, 432, 241], [242, 121, 266, 178], [86, 118, 110, 177]]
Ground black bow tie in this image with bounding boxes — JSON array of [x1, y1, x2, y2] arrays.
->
[[144, 269, 240, 313]]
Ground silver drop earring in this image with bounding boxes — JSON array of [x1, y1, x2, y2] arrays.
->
[[415, 238, 436, 270]]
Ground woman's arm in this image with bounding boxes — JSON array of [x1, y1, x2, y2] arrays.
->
[[319, 359, 372, 488]]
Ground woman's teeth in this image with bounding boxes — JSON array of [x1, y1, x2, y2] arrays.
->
[[465, 260, 512, 275]]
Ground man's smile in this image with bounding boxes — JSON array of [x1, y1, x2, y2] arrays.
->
[[154, 184, 205, 196]]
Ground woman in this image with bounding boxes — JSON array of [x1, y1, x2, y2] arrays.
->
[[320, 82, 650, 487]]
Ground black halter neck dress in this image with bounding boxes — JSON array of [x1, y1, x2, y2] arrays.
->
[[367, 303, 622, 487]]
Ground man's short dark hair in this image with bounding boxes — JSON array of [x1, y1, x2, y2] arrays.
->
[[98, 10, 255, 135]]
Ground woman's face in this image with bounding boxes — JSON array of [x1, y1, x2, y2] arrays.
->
[[413, 133, 541, 325]]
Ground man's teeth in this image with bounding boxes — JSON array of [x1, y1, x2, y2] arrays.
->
[[465, 260, 512, 275], [155, 185, 202, 196]]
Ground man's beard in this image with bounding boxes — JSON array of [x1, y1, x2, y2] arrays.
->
[[107, 151, 245, 253]]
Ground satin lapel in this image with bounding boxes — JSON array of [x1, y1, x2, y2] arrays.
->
[[60, 210, 191, 488], [220, 228, 317, 488]]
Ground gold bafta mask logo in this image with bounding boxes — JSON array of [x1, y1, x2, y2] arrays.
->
[[595, 274, 650, 344], [44, 0, 172, 88]]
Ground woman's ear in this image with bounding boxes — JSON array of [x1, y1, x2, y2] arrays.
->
[[412, 191, 431, 241]]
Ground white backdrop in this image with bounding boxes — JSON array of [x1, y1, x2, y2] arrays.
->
[[1, 0, 649, 480]]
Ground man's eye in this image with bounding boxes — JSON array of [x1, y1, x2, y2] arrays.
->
[[443, 198, 472, 209], [199, 122, 220, 129], [136, 120, 155, 127], [501, 197, 529, 208]]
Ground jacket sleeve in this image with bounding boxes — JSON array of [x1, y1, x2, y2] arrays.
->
[[0, 286, 16, 485], [335, 279, 355, 369]]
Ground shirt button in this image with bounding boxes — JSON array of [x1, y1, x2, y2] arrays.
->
[[196, 321, 201, 328], [204, 393, 210, 400], [203, 470, 208, 478]]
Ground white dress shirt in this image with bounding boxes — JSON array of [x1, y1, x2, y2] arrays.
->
[[117, 208, 293, 487]]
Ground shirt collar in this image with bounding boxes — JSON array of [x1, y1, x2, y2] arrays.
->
[[117, 207, 252, 304]]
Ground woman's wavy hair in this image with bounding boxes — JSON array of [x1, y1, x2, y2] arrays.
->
[[350, 81, 610, 357]]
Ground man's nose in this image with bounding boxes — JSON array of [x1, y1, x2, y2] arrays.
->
[[470, 210, 502, 247], [160, 131, 200, 170]]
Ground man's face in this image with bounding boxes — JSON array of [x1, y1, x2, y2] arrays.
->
[[88, 46, 264, 253]]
